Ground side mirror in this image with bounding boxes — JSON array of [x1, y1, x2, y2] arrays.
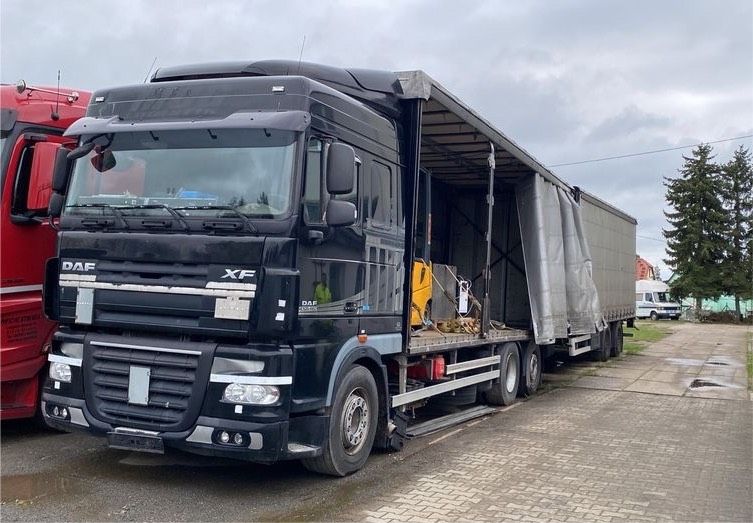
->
[[326, 142, 355, 195], [325, 199, 357, 227], [52, 146, 72, 193], [91, 149, 116, 172], [48, 192, 65, 218], [26, 142, 61, 211]]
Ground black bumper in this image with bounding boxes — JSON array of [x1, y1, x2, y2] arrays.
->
[[42, 392, 327, 463]]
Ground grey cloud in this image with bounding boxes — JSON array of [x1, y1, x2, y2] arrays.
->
[[2, 0, 751, 275], [585, 105, 671, 142]]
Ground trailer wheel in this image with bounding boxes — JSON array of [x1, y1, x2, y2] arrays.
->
[[519, 342, 542, 397], [600, 327, 612, 361], [301, 365, 378, 476], [484, 342, 520, 406], [611, 323, 623, 357], [590, 328, 611, 362]]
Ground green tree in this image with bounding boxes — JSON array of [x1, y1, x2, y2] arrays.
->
[[719, 145, 753, 317], [663, 144, 727, 311]]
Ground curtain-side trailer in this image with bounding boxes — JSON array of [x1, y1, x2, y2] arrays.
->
[[41, 61, 636, 475]]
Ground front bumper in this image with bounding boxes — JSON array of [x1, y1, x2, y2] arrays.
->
[[42, 392, 327, 462]]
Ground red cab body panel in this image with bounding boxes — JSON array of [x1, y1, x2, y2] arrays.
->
[[0, 84, 90, 420]]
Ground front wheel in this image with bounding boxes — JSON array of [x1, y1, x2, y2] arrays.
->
[[302, 365, 378, 476], [650, 311, 658, 321], [484, 342, 520, 406]]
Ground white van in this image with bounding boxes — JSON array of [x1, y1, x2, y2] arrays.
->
[[635, 280, 681, 320]]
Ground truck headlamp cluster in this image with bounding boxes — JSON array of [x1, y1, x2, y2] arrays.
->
[[223, 383, 280, 405], [49, 362, 72, 383]]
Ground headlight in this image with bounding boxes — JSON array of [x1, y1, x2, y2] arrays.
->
[[223, 383, 279, 405], [49, 362, 72, 383]]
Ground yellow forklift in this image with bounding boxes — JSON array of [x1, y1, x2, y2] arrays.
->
[[411, 168, 433, 326]]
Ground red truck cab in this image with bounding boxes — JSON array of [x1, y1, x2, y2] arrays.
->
[[1, 82, 90, 421]]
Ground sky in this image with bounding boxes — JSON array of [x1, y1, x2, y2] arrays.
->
[[2, 0, 752, 277]]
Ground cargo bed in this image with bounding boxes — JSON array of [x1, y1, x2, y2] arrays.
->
[[409, 326, 531, 354]]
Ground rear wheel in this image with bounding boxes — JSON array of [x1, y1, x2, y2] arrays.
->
[[484, 342, 520, 406], [302, 365, 378, 476], [519, 342, 542, 397]]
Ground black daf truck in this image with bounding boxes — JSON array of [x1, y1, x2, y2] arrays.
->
[[42, 61, 636, 476]]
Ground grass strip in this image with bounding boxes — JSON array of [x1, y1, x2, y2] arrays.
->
[[623, 320, 672, 355]]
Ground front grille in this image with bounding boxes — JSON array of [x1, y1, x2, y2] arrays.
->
[[86, 342, 205, 431]]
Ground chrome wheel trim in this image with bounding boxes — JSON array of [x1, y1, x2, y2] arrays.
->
[[341, 387, 370, 455], [505, 352, 518, 393]]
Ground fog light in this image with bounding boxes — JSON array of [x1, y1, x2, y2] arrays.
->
[[53, 406, 60, 417], [219, 431, 230, 444], [49, 362, 72, 383], [60, 407, 69, 418], [223, 383, 280, 405], [233, 433, 244, 445]]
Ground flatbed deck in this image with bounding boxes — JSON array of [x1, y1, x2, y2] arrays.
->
[[408, 326, 531, 354]]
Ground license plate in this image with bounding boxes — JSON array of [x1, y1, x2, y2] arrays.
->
[[107, 432, 164, 454], [128, 366, 151, 405]]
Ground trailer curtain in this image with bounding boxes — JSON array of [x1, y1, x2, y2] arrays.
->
[[516, 174, 605, 345]]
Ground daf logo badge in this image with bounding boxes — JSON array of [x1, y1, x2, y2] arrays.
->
[[62, 261, 96, 272]]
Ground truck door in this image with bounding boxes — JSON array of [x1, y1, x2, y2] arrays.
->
[[298, 137, 365, 319]]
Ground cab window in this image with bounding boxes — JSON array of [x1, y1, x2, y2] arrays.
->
[[303, 138, 324, 224]]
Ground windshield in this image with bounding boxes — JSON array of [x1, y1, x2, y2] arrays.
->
[[65, 128, 297, 217]]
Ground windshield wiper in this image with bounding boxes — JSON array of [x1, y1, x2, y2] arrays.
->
[[65, 203, 129, 229], [117, 204, 191, 231], [174, 205, 258, 233]]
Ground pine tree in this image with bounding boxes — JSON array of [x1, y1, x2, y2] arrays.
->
[[663, 144, 727, 311], [719, 145, 753, 318]]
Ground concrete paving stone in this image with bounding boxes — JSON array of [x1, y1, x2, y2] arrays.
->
[[639, 370, 697, 384], [623, 379, 689, 396], [569, 375, 633, 390], [590, 367, 646, 380], [685, 388, 750, 400], [698, 365, 739, 377]]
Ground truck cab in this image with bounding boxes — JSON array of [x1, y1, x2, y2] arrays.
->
[[0, 82, 90, 420]]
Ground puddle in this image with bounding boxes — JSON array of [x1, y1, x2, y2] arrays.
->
[[690, 379, 724, 388], [0, 471, 81, 504]]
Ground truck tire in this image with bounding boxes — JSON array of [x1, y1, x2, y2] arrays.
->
[[611, 323, 623, 357], [590, 328, 611, 362], [519, 342, 542, 397], [302, 365, 378, 476], [484, 342, 520, 406], [650, 311, 658, 321]]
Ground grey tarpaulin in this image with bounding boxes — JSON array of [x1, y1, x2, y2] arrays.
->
[[516, 173, 605, 345]]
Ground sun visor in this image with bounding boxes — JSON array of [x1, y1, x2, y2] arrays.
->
[[64, 110, 310, 136]]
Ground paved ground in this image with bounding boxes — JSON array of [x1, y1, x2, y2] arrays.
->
[[1, 322, 751, 522], [561, 322, 750, 401]]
